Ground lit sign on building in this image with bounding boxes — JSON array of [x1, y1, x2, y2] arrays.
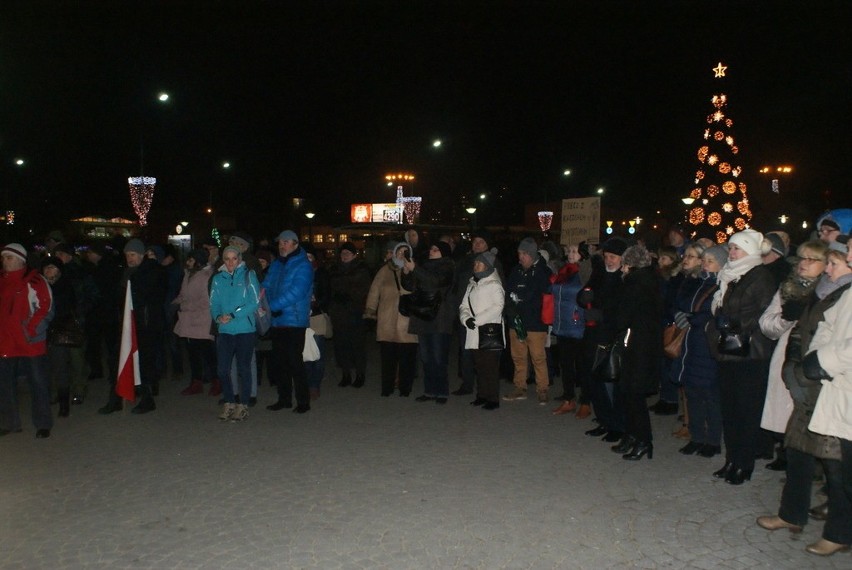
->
[[350, 203, 403, 223]]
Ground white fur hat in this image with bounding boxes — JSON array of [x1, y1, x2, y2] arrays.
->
[[728, 229, 771, 257]]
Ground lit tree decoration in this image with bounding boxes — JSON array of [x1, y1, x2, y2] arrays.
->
[[686, 63, 753, 243], [538, 210, 554, 232], [211, 228, 221, 247], [5, 210, 14, 225], [128, 176, 156, 226], [401, 196, 422, 224]]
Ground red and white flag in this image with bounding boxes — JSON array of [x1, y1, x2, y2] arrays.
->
[[116, 282, 141, 401]]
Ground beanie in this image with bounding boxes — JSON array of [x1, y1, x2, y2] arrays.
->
[[517, 237, 538, 257], [276, 230, 298, 242], [622, 244, 652, 269], [434, 241, 452, 259], [703, 244, 729, 267], [471, 228, 493, 247], [2, 242, 28, 263], [729, 229, 769, 257], [188, 248, 209, 266], [41, 256, 64, 272], [340, 241, 357, 255], [765, 233, 787, 257], [123, 238, 145, 255], [602, 237, 628, 257], [476, 250, 496, 270], [222, 245, 242, 260]]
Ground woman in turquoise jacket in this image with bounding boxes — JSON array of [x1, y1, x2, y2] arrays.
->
[[209, 246, 260, 422]]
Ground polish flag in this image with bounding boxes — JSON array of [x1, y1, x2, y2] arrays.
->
[[116, 283, 141, 401]]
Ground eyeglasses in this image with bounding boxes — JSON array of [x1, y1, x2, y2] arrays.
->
[[799, 257, 825, 264], [819, 227, 839, 234]]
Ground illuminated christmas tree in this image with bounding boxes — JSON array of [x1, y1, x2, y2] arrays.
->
[[686, 62, 752, 243]]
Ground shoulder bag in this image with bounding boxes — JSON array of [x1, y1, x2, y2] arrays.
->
[[467, 296, 504, 351]]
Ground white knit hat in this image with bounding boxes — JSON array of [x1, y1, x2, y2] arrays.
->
[[2, 243, 27, 263], [728, 229, 770, 257]]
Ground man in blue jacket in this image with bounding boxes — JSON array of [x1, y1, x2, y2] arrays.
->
[[263, 230, 314, 414]]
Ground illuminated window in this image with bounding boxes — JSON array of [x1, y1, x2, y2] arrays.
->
[[314, 234, 323, 243]]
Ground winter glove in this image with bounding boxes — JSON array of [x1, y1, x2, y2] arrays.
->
[[802, 351, 832, 381], [584, 308, 603, 323], [576, 288, 594, 306], [465, 318, 476, 330], [674, 311, 693, 330], [781, 300, 806, 322]]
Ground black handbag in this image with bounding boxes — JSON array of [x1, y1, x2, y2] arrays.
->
[[717, 329, 749, 357], [402, 289, 442, 321], [592, 329, 629, 382], [467, 297, 504, 350]]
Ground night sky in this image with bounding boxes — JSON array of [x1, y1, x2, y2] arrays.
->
[[1, 1, 850, 235]]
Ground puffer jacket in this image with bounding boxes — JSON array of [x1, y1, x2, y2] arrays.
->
[[262, 247, 313, 328], [210, 263, 260, 335], [671, 274, 718, 388], [551, 271, 585, 339], [459, 271, 505, 349], [0, 268, 53, 357]]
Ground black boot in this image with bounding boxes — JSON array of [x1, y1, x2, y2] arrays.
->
[[58, 388, 71, 418], [623, 441, 653, 460], [131, 387, 156, 414], [338, 371, 352, 387], [352, 373, 365, 388], [98, 392, 123, 415], [611, 435, 636, 454], [713, 461, 734, 479]]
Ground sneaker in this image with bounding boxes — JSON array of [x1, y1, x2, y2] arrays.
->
[[537, 391, 549, 405], [502, 388, 527, 401], [219, 403, 235, 421], [230, 404, 248, 422]]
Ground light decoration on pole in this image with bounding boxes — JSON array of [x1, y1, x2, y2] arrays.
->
[[128, 176, 156, 226], [5, 211, 14, 225], [385, 173, 421, 224], [686, 63, 753, 243], [537, 211, 554, 233]]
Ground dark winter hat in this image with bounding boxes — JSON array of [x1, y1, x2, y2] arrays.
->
[[41, 256, 64, 272], [471, 228, 493, 247], [602, 237, 628, 257], [578, 241, 591, 260], [702, 245, 729, 267], [340, 241, 357, 255], [434, 241, 452, 259], [188, 248, 209, 266], [123, 238, 146, 255], [765, 233, 787, 257], [2, 242, 28, 263], [517, 237, 538, 257], [147, 245, 165, 263], [86, 242, 107, 257], [622, 244, 652, 269], [276, 230, 298, 243], [475, 249, 497, 271], [255, 247, 275, 263]]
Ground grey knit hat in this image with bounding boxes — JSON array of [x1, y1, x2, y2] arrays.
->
[[517, 237, 538, 257], [123, 238, 145, 255], [703, 244, 729, 267]]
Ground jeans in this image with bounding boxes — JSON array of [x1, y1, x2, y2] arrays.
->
[[418, 332, 451, 397], [269, 327, 309, 408], [684, 383, 722, 445], [230, 349, 258, 397], [0, 355, 52, 432], [217, 333, 256, 404], [305, 334, 326, 391], [779, 448, 852, 544], [659, 357, 678, 403]]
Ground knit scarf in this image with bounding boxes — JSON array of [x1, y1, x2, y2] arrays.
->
[[815, 272, 852, 300], [712, 253, 763, 312]]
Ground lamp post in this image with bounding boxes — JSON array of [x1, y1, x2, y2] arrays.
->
[[465, 206, 477, 230], [305, 212, 315, 243]]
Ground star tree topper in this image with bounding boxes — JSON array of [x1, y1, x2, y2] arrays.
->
[[713, 62, 727, 78]]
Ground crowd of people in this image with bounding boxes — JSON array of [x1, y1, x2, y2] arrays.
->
[[1, 212, 851, 557]]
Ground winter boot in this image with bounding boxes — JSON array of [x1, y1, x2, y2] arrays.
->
[[181, 379, 204, 396]]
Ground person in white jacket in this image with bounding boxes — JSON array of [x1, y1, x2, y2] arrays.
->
[[758, 240, 827, 470], [459, 250, 505, 410], [802, 245, 852, 557]]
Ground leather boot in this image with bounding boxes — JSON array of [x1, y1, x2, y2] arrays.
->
[[131, 387, 156, 414], [338, 371, 352, 387], [352, 373, 365, 388], [98, 392, 123, 415], [58, 389, 71, 418], [623, 441, 653, 460], [611, 435, 636, 454], [208, 378, 222, 396], [181, 379, 204, 395]]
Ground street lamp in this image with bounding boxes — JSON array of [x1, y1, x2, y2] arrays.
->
[[432, 139, 442, 148], [305, 212, 315, 242], [465, 207, 477, 230], [563, 169, 571, 176], [14, 158, 24, 166], [597, 187, 605, 195], [158, 92, 170, 102], [222, 161, 231, 169]]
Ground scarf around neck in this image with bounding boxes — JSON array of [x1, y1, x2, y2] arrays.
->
[[712, 253, 763, 312]]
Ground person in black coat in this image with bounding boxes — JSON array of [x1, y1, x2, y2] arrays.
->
[[327, 242, 372, 387], [611, 245, 662, 460]]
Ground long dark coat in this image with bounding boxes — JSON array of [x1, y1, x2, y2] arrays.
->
[[616, 266, 662, 395]]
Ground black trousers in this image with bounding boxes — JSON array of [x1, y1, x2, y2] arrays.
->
[[556, 336, 584, 402], [473, 349, 501, 403], [270, 327, 309, 408], [621, 389, 652, 443], [379, 342, 417, 396], [718, 359, 770, 471]]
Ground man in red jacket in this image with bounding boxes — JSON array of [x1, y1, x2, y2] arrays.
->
[[0, 243, 54, 438]]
